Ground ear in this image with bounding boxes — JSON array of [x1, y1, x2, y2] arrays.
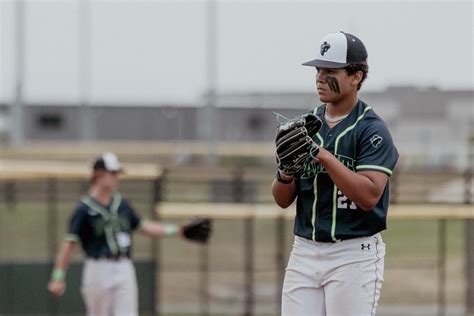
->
[[351, 71, 363, 87]]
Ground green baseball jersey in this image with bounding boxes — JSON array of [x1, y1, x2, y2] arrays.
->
[[294, 100, 399, 242], [66, 192, 142, 258]]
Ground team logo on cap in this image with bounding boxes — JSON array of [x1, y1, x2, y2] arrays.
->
[[320, 41, 331, 56]]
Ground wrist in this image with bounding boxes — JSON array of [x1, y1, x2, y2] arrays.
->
[[314, 147, 327, 161], [51, 268, 66, 282], [163, 224, 179, 237], [276, 170, 294, 184]]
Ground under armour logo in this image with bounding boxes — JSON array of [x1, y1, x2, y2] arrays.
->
[[370, 135, 383, 148], [361, 243, 371, 250], [320, 41, 331, 56]]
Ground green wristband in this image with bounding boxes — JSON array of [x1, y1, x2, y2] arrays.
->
[[164, 224, 178, 237], [51, 268, 65, 281]]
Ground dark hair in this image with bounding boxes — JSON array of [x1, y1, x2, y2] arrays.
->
[[90, 170, 104, 184], [344, 63, 369, 91]]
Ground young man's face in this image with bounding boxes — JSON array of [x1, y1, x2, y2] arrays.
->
[[315, 67, 358, 104], [94, 170, 120, 191]]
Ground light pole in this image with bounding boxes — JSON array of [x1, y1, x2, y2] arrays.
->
[[12, 0, 25, 145], [203, 0, 218, 164], [78, 0, 94, 141]]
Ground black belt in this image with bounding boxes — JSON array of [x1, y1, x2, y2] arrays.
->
[[89, 253, 129, 261]]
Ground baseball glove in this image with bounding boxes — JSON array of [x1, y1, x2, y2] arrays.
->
[[275, 113, 322, 176], [182, 218, 212, 243]]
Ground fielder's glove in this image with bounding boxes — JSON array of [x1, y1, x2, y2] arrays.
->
[[275, 113, 322, 176], [182, 218, 212, 244]]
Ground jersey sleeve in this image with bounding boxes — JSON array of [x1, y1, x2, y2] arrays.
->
[[123, 199, 143, 231], [356, 119, 399, 176], [66, 204, 86, 242]]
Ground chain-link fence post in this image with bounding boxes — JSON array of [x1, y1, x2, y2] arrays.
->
[[152, 170, 164, 315], [47, 177, 58, 315], [465, 133, 473, 316]]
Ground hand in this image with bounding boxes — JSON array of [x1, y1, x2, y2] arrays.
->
[[48, 280, 66, 297], [275, 113, 322, 176]]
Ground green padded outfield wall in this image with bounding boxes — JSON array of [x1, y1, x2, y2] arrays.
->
[[0, 260, 155, 314]]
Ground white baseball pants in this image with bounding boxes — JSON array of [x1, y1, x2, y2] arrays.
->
[[282, 234, 385, 316], [81, 258, 138, 316]]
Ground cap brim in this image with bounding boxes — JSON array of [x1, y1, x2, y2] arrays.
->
[[110, 166, 124, 173], [302, 59, 349, 69]]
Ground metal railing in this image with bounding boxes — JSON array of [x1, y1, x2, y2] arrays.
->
[[156, 202, 473, 316]]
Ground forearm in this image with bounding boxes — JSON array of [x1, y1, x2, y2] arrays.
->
[[272, 178, 297, 209], [48, 240, 75, 296], [54, 241, 75, 270], [50, 240, 76, 282], [316, 148, 381, 210]]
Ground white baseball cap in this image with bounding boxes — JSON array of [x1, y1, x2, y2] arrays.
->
[[92, 152, 123, 172], [303, 31, 368, 69]]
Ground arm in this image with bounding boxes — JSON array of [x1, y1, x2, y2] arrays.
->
[[316, 148, 388, 211], [138, 219, 211, 244], [138, 220, 182, 238], [47, 240, 77, 296], [271, 174, 297, 209], [125, 200, 182, 239]]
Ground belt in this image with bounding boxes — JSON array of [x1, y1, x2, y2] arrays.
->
[[89, 253, 129, 261]]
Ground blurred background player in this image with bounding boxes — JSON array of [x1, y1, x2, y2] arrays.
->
[[273, 32, 399, 315], [47, 152, 202, 316]]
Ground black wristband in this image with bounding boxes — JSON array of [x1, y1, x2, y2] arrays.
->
[[276, 170, 294, 184]]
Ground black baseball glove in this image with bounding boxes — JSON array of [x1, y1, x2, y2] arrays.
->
[[275, 113, 322, 176], [182, 218, 212, 244]]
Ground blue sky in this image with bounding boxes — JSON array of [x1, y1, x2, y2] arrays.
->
[[1, 0, 472, 104]]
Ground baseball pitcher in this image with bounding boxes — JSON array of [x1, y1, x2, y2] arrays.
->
[[272, 32, 399, 316]]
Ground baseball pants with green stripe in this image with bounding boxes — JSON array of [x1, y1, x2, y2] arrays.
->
[[282, 234, 385, 316]]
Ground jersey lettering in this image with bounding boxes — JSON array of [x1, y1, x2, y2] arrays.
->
[[300, 155, 355, 179], [335, 154, 355, 171]]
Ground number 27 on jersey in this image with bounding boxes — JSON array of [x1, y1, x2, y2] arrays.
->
[[337, 190, 357, 210]]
